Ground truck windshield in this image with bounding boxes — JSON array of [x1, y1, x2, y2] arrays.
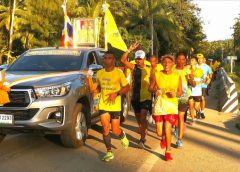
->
[[8, 50, 84, 72]]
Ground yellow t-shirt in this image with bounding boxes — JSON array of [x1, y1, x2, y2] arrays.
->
[[174, 67, 191, 102], [153, 64, 163, 73], [96, 68, 128, 111], [153, 71, 180, 115], [131, 65, 151, 102]]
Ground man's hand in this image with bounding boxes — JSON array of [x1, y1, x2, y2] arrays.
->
[[106, 92, 118, 105], [128, 42, 139, 52], [166, 91, 176, 98], [87, 69, 94, 77]]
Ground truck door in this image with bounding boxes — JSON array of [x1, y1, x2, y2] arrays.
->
[[86, 51, 101, 116]]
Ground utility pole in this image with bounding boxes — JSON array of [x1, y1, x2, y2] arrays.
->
[[221, 45, 224, 62], [7, 0, 16, 63]]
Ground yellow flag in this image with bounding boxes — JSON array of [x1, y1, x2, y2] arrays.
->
[[104, 4, 127, 52]]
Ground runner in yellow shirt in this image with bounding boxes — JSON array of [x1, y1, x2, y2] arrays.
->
[[88, 51, 130, 162], [149, 55, 163, 82], [149, 54, 182, 161], [121, 43, 152, 148], [174, 52, 191, 148]]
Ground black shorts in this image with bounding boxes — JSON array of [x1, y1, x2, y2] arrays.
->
[[99, 110, 120, 119], [178, 102, 188, 112], [131, 100, 152, 114], [189, 96, 202, 102], [202, 88, 207, 97]]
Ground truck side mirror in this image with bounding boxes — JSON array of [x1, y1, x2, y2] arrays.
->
[[89, 64, 103, 71]]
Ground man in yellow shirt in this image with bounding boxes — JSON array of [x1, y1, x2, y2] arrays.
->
[[121, 43, 152, 148], [174, 52, 191, 148], [88, 51, 130, 162], [149, 55, 163, 81]]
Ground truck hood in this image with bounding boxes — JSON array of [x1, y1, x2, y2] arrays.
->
[[5, 71, 85, 88]]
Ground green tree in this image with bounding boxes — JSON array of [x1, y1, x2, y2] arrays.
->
[[233, 15, 240, 59]]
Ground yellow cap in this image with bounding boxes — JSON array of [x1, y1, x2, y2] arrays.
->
[[196, 53, 204, 59]]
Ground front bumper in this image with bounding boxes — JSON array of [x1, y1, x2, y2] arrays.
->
[[0, 89, 79, 133]]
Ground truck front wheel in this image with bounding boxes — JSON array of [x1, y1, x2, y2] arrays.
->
[[61, 104, 88, 148]]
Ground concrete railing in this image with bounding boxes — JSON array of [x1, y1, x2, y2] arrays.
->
[[218, 67, 239, 114]]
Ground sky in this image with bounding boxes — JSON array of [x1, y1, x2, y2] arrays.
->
[[193, 0, 240, 42]]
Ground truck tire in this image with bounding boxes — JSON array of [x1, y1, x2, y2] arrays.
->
[[61, 104, 88, 148], [0, 133, 6, 143]]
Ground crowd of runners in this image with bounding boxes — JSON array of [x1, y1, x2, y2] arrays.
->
[[87, 42, 220, 162]]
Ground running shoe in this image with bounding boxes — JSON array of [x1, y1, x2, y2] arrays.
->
[[196, 112, 202, 119], [165, 152, 173, 161], [121, 131, 129, 149], [200, 112, 205, 119], [189, 118, 196, 126], [176, 139, 183, 148], [160, 139, 166, 149], [138, 140, 146, 149], [102, 151, 114, 162]]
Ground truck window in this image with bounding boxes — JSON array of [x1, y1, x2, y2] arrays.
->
[[87, 52, 98, 67], [8, 50, 84, 72]]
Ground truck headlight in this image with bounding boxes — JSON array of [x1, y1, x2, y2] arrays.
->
[[35, 82, 71, 98]]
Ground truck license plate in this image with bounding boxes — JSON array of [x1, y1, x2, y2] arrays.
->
[[0, 114, 14, 125]]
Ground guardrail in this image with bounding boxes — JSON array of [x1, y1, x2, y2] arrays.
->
[[218, 67, 239, 114]]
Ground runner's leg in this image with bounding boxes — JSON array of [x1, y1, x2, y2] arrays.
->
[[139, 109, 148, 142], [112, 116, 129, 149], [101, 113, 111, 151], [189, 98, 195, 120], [164, 120, 173, 160], [178, 111, 185, 140]]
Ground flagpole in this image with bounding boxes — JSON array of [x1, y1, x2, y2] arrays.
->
[[103, 1, 107, 50]]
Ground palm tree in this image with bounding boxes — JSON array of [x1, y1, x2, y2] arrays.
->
[[121, 0, 181, 55]]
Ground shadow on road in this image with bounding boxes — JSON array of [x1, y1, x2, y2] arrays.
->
[[187, 123, 240, 144], [196, 120, 240, 136], [184, 133, 240, 160], [223, 116, 240, 133], [44, 134, 62, 147]]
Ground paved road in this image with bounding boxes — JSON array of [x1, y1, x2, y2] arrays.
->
[[0, 80, 239, 172]]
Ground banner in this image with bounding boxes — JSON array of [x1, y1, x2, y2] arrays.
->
[[103, 3, 127, 52], [73, 18, 98, 47]]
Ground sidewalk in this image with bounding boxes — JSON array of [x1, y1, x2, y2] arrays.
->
[[85, 79, 240, 172]]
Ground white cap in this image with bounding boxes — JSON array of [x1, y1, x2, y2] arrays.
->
[[135, 50, 145, 59]]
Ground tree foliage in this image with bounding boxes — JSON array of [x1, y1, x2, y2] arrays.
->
[[0, 0, 206, 63], [233, 14, 240, 59]]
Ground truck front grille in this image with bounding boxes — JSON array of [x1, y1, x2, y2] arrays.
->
[[0, 109, 39, 121], [3, 90, 32, 107]]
